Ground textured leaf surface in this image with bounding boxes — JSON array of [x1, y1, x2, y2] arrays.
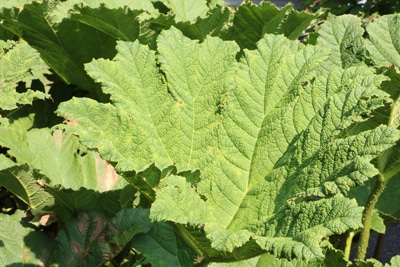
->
[[58, 28, 399, 261], [227, 2, 315, 49], [133, 222, 196, 266], [0, 165, 56, 211], [163, 0, 209, 22], [0, 210, 54, 266], [316, 14, 365, 68], [0, 123, 124, 191], [0, 1, 140, 94], [387, 255, 400, 267], [48, 0, 157, 24], [0, 40, 49, 112], [366, 14, 400, 67], [209, 252, 311, 267], [50, 209, 152, 266]]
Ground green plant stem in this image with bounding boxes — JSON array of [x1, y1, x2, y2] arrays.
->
[[355, 175, 386, 261], [344, 231, 355, 260]]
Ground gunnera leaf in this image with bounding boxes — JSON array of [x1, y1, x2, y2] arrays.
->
[[208, 252, 311, 267], [0, 39, 50, 122], [0, 122, 126, 191], [0, 1, 146, 97], [0, 210, 55, 266], [366, 14, 400, 67], [58, 27, 399, 262], [225, 2, 315, 49], [48, 209, 152, 266], [0, 165, 57, 211], [132, 221, 196, 266], [314, 14, 365, 68], [47, 0, 158, 24]]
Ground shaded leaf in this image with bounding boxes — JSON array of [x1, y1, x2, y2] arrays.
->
[[49, 209, 152, 266], [0, 210, 55, 266], [133, 222, 196, 266], [226, 2, 315, 49], [0, 39, 50, 119]]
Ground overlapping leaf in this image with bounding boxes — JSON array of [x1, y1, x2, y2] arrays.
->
[[0, 120, 135, 219], [0, 165, 57, 211], [0, 123, 125, 191], [0, 1, 145, 96], [58, 26, 399, 262], [0, 210, 54, 266], [209, 252, 310, 267], [132, 221, 196, 266], [0, 40, 50, 123], [47, 0, 157, 24], [226, 1, 315, 49], [48, 209, 153, 266], [366, 14, 400, 67], [314, 14, 365, 68]]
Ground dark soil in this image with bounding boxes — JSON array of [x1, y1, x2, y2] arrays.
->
[[350, 221, 400, 264]]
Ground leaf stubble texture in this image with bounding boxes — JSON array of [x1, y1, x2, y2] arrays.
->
[[58, 27, 399, 261]]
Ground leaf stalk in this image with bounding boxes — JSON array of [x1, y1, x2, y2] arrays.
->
[[343, 231, 355, 260], [355, 175, 386, 261]]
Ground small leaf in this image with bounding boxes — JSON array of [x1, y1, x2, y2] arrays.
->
[[150, 175, 209, 225]]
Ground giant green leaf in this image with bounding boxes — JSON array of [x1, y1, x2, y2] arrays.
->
[[366, 14, 400, 67], [162, 0, 209, 22], [226, 2, 315, 49], [58, 27, 399, 262], [0, 39, 50, 123], [0, 123, 126, 191], [132, 221, 196, 266], [0, 1, 147, 97], [315, 14, 365, 68]]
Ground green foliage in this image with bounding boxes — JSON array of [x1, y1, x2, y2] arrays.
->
[[0, 0, 400, 266], [0, 40, 50, 123], [300, 0, 400, 16]]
